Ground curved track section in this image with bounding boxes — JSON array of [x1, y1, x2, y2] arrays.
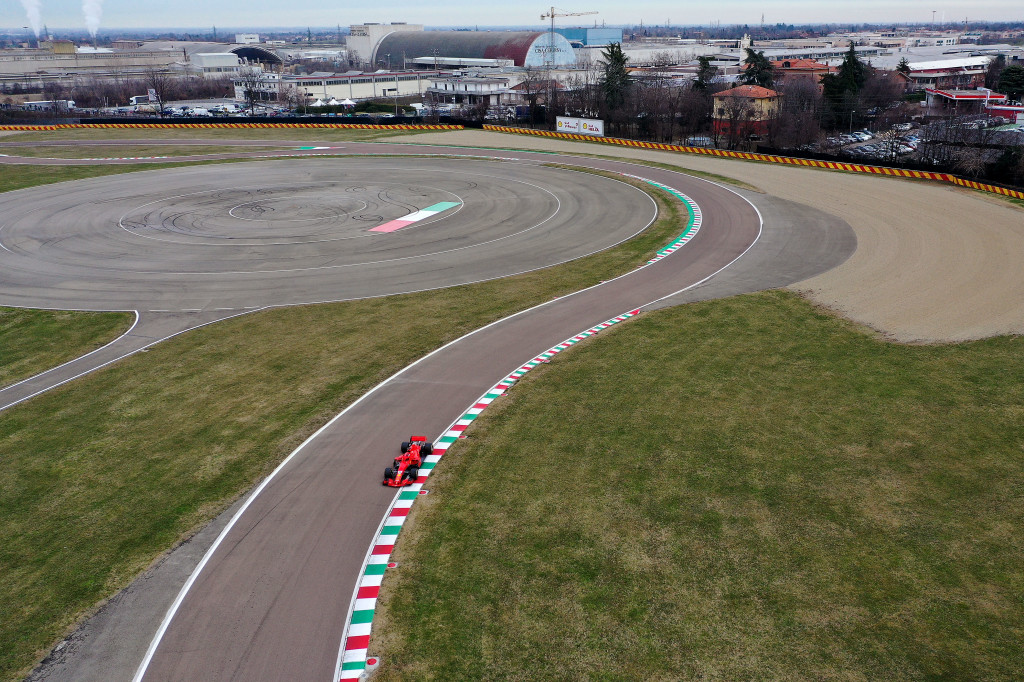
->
[[0, 141, 855, 682], [0, 158, 655, 312], [136, 166, 762, 682]]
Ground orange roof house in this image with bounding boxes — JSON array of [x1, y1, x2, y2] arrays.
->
[[769, 59, 835, 91], [712, 85, 782, 140]]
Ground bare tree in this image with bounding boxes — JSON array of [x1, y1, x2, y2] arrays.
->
[[561, 64, 601, 119], [675, 85, 713, 144], [716, 94, 758, 150], [771, 78, 823, 148], [517, 67, 546, 127], [144, 66, 173, 116], [280, 84, 305, 111], [634, 75, 677, 142], [951, 146, 989, 178], [41, 80, 71, 115], [236, 66, 267, 115]]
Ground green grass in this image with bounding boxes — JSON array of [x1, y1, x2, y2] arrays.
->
[[978, 190, 1024, 211], [546, 155, 763, 192], [0, 144, 288, 158], [0, 126, 440, 143], [397, 138, 763, 192], [373, 290, 1024, 681], [0, 308, 133, 390], [0, 162, 233, 194], [0, 173, 685, 681], [588, 155, 764, 192]]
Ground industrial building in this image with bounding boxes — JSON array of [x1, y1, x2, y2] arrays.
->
[[425, 75, 510, 107], [347, 22, 577, 69], [191, 53, 243, 78], [554, 28, 622, 47], [0, 40, 281, 91], [234, 69, 445, 104], [905, 57, 993, 90]]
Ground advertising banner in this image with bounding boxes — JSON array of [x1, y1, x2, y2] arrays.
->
[[556, 116, 604, 137]]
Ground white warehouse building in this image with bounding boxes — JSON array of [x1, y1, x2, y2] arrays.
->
[[191, 52, 243, 78]]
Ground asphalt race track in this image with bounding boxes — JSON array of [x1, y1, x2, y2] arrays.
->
[[1, 140, 856, 681], [0, 158, 656, 311]]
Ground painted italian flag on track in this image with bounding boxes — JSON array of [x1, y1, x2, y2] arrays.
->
[[370, 202, 461, 233]]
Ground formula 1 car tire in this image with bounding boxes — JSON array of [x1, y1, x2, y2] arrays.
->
[[384, 467, 395, 482], [421, 443, 433, 456], [407, 467, 419, 481], [400, 442, 411, 453]]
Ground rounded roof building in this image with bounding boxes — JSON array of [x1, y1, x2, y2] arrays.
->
[[374, 31, 576, 68]]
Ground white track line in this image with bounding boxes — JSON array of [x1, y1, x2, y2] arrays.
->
[[0, 146, 744, 679], [332, 179, 764, 682], [133, 167, 760, 682], [0, 309, 261, 413], [0, 310, 140, 396]]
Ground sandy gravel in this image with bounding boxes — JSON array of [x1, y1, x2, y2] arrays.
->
[[393, 130, 1024, 342]]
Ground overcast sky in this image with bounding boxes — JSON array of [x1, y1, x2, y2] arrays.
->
[[4, 0, 1021, 33]]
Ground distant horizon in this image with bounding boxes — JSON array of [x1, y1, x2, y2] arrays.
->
[[3, 0, 1023, 37], [5, 19, 1024, 36]]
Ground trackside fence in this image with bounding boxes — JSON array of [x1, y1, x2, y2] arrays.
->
[[1, 121, 1020, 202], [481, 125, 1024, 202]]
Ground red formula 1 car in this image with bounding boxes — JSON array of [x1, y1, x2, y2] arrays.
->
[[383, 436, 434, 487]]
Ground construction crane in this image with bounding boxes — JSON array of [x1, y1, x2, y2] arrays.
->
[[540, 6, 598, 69]]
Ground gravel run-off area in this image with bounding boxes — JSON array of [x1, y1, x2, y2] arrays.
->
[[397, 130, 1024, 343]]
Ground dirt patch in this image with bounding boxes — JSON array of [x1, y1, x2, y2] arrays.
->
[[394, 130, 1024, 343]]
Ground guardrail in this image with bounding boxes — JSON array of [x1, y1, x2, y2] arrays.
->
[[482, 125, 1024, 202]]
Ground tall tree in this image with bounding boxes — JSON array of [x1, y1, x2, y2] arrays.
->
[[837, 43, 868, 91], [822, 43, 867, 103], [599, 42, 631, 112], [820, 42, 869, 126], [985, 55, 1006, 90], [693, 55, 718, 91], [998, 65, 1024, 101], [740, 48, 774, 88], [896, 57, 911, 75]]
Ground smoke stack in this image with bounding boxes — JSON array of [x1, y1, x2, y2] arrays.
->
[[19, 0, 42, 38], [83, 0, 103, 39]]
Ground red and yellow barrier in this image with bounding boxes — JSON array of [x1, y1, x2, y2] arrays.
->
[[3, 121, 1020, 201], [482, 125, 1024, 202]]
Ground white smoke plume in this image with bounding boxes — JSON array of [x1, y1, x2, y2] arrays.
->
[[19, 0, 42, 37], [83, 0, 103, 38]]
